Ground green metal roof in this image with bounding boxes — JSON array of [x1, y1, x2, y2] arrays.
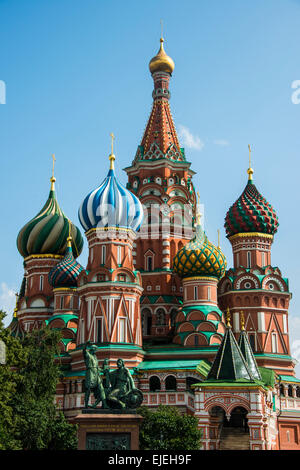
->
[[46, 314, 78, 326], [136, 359, 210, 373], [207, 326, 254, 382], [279, 375, 300, 383], [239, 330, 261, 380]]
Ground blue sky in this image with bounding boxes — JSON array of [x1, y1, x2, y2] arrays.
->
[[1, 0, 300, 371]]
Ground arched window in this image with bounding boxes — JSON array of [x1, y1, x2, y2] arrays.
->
[[156, 309, 165, 326], [117, 246, 122, 265], [194, 286, 198, 300], [296, 386, 300, 398], [149, 376, 161, 392], [186, 376, 199, 392], [101, 245, 106, 265], [248, 333, 256, 352], [165, 375, 177, 391], [271, 333, 278, 353], [147, 256, 153, 271], [142, 309, 152, 336], [288, 385, 293, 397], [280, 384, 285, 396], [170, 309, 177, 327], [247, 251, 251, 268], [39, 275, 44, 291]]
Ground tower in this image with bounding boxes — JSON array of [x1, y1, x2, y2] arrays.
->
[[15, 161, 83, 332], [172, 208, 227, 351], [218, 149, 294, 375], [124, 37, 197, 341], [75, 141, 145, 369]]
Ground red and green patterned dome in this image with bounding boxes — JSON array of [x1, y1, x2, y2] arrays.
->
[[225, 178, 279, 238]]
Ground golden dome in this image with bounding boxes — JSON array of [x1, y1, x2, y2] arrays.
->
[[173, 225, 227, 279], [149, 37, 175, 75]]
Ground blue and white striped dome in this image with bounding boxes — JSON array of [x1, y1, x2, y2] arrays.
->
[[78, 164, 144, 233]]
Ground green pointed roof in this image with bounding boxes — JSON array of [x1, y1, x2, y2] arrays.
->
[[207, 325, 254, 381], [238, 329, 261, 380]]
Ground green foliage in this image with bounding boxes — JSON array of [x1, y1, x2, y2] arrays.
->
[[137, 405, 202, 450], [0, 312, 77, 450]]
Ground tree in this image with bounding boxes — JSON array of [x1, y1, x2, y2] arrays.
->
[[0, 310, 26, 449], [137, 405, 202, 450], [0, 314, 77, 450]]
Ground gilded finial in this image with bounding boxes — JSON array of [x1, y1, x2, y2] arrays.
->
[[50, 154, 56, 190], [160, 19, 164, 41], [226, 307, 231, 328], [240, 311, 245, 331], [13, 293, 19, 318], [247, 144, 254, 181], [67, 219, 72, 247], [109, 133, 116, 170], [196, 192, 202, 226], [217, 229, 220, 249]]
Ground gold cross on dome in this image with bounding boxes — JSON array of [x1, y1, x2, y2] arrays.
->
[[109, 133, 116, 169], [110, 132, 115, 154], [52, 154, 56, 178], [248, 144, 251, 168], [217, 229, 220, 248]]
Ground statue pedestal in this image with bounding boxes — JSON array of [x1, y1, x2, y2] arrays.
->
[[73, 410, 143, 450]]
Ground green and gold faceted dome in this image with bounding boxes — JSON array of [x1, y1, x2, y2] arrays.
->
[[173, 224, 227, 279], [17, 176, 83, 259]]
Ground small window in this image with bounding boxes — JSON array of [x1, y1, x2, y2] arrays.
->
[[165, 375, 177, 391], [60, 296, 64, 310], [261, 252, 266, 267], [97, 318, 102, 343], [39, 275, 44, 291], [147, 256, 153, 271], [149, 376, 161, 392], [247, 251, 251, 268], [271, 333, 278, 353], [101, 245, 106, 265], [207, 286, 211, 301], [119, 318, 126, 342], [194, 286, 198, 300], [117, 246, 122, 265], [249, 334, 256, 351]]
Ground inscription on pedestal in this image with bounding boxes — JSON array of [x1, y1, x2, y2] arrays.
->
[[86, 433, 131, 450]]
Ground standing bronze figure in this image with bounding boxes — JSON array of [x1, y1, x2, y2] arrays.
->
[[83, 344, 108, 409]]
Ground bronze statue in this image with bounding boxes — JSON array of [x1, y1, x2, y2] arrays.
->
[[107, 358, 142, 409], [82, 343, 108, 409], [82, 346, 143, 410]]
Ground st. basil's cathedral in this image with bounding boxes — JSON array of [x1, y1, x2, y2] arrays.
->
[[8, 37, 300, 450]]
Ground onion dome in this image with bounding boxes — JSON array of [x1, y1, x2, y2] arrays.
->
[[78, 138, 144, 232], [224, 165, 279, 238], [173, 220, 227, 279], [17, 175, 83, 259], [149, 37, 175, 75], [48, 235, 84, 288]]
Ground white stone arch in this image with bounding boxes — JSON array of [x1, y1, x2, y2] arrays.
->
[[262, 275, 286, 292], [235, 274, 260, 290]]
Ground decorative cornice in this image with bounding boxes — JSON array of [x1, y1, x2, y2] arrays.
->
[[25, 254, 64, 261], [229, 232, 274, 241]]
